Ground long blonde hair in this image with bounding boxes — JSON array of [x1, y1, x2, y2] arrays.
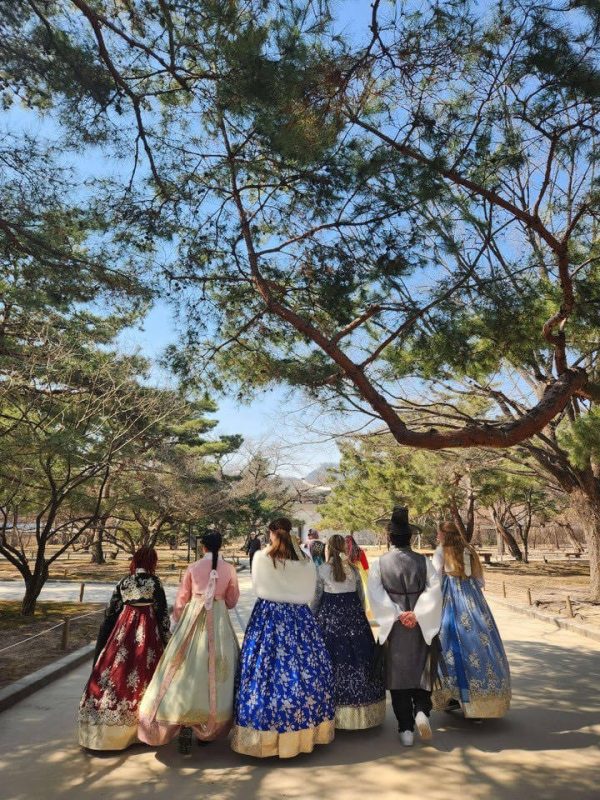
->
[[326, 534, 348, 582], [439, 522, 483, 580]]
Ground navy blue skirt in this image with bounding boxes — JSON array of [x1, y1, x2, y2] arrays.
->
[[314, 591, 386, 729]]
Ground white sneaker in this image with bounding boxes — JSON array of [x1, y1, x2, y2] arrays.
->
[[414, 711, 432, 740], [399, 730, 414, 747]]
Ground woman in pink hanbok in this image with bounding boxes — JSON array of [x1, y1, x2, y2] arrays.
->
[[138, 531, 240, 749]]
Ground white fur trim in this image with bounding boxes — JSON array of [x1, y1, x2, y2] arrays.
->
[[251, 550, 316, 605]]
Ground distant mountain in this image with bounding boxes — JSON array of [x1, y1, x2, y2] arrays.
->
[[303, 463, 338, 485]]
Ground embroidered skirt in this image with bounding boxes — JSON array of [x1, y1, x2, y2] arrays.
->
[[314, 591, 386, 730], [138, 597, 239, 744], [231, 599, 335, 758], [78, 604, 164, 750], [433, 575, 511, 718]]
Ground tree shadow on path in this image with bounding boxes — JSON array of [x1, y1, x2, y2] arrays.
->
[[2, 631, 599, 800]]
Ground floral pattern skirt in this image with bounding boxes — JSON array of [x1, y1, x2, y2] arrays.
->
[[78, 604, 164, 750], [231, 599, 335, 758], [314, 591, 386, 730], [138, 597, 239, 744], [433, 576, 511, 718]]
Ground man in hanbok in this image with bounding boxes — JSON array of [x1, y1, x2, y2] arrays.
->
[[368, 506, 442, 747]]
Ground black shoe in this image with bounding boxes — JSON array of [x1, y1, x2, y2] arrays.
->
[[178, 727, 193, 755], [444, 699, 461, 712]]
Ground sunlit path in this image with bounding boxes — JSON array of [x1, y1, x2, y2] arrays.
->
[[1, 572, 599, 800], [0, 573, 256, 623], [0, 580, 179, 605]]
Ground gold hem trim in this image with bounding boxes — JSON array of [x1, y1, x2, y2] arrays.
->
[[335, 699, 386, 730], [230, 719, 335, 758], [79, 723, 139, 751], [433, 689, 511, 718]]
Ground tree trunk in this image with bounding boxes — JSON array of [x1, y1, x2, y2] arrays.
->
[[496, 526, 505, 556], [571, 487, 600, 601], [90, 526, 106, 564], [516, 518, 529, 563], [450, 503, 468, 539], [449, 489, 475, 542], [465, 491, 475, 542], [559, 522, 583, 553], [491, 510, 523, 561], [21, 563, 48, 616]]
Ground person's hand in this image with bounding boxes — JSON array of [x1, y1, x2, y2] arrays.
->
[[404, 612, 417, 628], [399, 611, 417, 628]]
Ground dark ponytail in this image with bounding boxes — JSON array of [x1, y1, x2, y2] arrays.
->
[[201, 530, 222, 571]]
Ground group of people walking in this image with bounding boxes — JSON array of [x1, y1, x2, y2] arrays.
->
[[78, 506, 511, 757]]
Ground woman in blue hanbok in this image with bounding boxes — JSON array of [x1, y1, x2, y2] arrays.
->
[[432, 523, 511, 718], [231, 517, 335, 758], [311, 535, 386, 730]]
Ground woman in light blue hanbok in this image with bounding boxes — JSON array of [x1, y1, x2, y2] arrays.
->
[[432, 523, 511, 719]]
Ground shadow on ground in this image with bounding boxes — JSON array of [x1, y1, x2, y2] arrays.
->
[[146, 638, 600, 799], [2, 630, 599, 800]]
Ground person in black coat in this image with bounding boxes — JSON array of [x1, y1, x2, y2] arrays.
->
[[246, 530, 262, 570]]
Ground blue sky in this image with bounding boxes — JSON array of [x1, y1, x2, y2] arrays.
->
[[5, 2, 380, 475], [8, 0, 547, 473], [114, 1, 376, 473], [118, 300, 344, 475]]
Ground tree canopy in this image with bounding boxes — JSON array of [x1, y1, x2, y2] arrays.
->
[[2, 0, 600, 595], [320, 432, 565, 561]]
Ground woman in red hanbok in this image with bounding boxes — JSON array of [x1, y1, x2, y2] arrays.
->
[[78, 546, 170, 751]]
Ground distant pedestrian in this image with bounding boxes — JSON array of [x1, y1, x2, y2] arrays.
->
[[78, 546, 170, 751], [301, 528, 320, 558], [432, 522, 511, 719], [246, 531, 262, 571], [310, 539, 326, 567]]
